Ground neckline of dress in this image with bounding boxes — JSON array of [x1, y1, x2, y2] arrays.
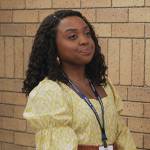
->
[[43, 77, 109, 102], [60, 80, 108, 102]]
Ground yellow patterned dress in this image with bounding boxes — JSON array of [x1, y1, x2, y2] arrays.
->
[[23, 77, 137, 150]]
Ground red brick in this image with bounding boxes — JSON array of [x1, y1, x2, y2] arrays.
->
[[115, 86, 128, 100], [26, 24, 39, 36], [0, 117, 2, 128], [144, 103, 150, 118], [144, 134, 150, 149], [15, 132, 35, 146], [81, 0, 111, 7], [120, 39, 132, 85], [122, 101, 143, 117], [122, 116, 128, 126], [38, 10, 55, 22], [132, 132, 143, 148], [26, 0, 52, 8], [27, 121, 36, 133], [27, 147, 35, 150], [14, 38, 24, 78], [112, 23, 144, 38], [0, 11, 12, 22], [0, 37, 5, 77], [1, 143, 28, 150], [1, 117, 26, 131], [1, 92, 27, 105], [0, 92, 2, 103], [0, 79, 23, 92], [145, 40, 150, 86], [92, 23, 111, 37], [112, 0, 144, 7], [23, 37, 33, 78], [0, 129, 14, 143], [96, 8, 128, 22], [13, 10, 38, 23], [0, 142, 1, 150], [77, 9, 96, 22], [5, 37, 14, 78], [128, 87, 150, 102], [1, 24, 25, 36], [14, 106, 25, 119], [0, 0, 25, 9], [108, 39, 120, 84], [98, 38, 108, 64], [0, 104, 14, 117], [145, 24, 150, 37], [145, 0, 150, 6], [132, 39, 144, 86], [52, 0, 80, 8], [129, 8, 150, 22], [128, 117, 150, 133]]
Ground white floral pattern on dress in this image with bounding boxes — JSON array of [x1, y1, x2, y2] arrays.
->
[[23, 77, 136, 150]]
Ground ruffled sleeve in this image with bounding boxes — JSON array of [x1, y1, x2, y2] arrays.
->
[[23, 79, 78, 150], [107, 77, 137, 150]]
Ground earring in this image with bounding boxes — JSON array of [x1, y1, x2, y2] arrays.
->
[[57, 56, 60, 64]]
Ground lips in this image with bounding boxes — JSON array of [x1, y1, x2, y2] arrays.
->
[[79, 48, 93, 55]]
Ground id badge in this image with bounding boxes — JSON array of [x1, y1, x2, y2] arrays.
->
[[99, 145, 113, 150]]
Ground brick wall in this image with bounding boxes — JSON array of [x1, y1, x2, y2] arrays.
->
[[0, 0, 150, 149]]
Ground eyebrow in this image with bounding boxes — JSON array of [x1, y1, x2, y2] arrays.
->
[[64, 26, 90, 32]]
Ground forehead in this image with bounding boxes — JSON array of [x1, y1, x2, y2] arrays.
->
[[57, 16, 88, 32]]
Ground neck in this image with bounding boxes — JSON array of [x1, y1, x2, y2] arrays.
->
[[62, 63, 87, 83]]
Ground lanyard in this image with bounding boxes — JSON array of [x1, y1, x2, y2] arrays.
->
[[68, 79, 108, 148]]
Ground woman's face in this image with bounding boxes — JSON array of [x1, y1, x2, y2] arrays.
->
[[56, 16, 95, 66]]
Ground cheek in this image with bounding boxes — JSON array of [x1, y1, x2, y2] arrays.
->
[[57, 40, 77, 58]]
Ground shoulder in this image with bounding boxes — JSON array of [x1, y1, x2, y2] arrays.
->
[[28, 77, 62, 100], [105, 76, 123, 113], [105, 76, 116, 94], [24, 77, 72, 116], [23, 77, 73, 130], [27, 77, 72, 110]]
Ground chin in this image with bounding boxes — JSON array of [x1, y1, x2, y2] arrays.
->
[[78, 57, 93, 65]]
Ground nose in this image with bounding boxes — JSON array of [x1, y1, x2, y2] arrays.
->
[[79, 35, 89, 45]]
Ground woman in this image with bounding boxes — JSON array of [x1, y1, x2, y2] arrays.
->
[[23, 10, 137, 150]]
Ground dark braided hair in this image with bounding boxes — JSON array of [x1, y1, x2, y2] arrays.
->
[[22, 9, 108, 96]]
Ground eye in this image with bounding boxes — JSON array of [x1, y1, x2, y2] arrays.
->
[[85, 31, 91, 37], [68, 34, 78, 40]]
